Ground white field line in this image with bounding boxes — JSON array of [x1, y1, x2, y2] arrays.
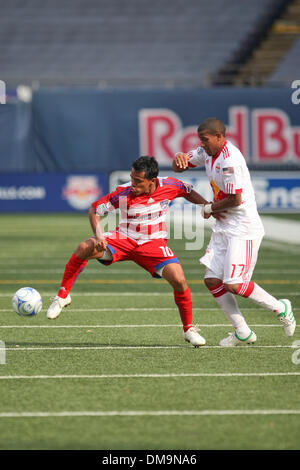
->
[[3, 345, 295, 351], [0, 409, 299, 418], [0, 307, 268, 313], [0, 323, 288, 329], [1, 292, 300, 297], [0, 372, 299, 380]]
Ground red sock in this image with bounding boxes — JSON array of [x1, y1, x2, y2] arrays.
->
[[236, 281, 255, 298], [174, 287, 193, 332], [58, 253, 88, 298]]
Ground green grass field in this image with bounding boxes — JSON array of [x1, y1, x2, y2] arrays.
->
[[0, 213, 299, 450]]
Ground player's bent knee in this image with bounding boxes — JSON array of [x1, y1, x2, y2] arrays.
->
[[162, 264, 187, 291], [75, 239, 95, 259], [166, 274, 187, 291], [204, 277, 222, 289], [173, 278, 188, 292]]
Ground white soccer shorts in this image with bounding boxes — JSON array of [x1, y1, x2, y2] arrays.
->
[[200, 231, 263, 284]]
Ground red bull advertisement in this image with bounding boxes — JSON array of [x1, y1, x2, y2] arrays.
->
[[7, 87, 296, 175], [0, 173, 107, 212], [139, 106, 300, 166]]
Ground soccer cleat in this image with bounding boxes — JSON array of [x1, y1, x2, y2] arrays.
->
[[277, 299, 296, 336], [183, 326, 206, 347], [219, 331, 257, 347], [47, 294, 71, 320]]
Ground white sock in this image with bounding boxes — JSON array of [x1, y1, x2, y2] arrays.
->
[[237, 281, 284, 314], [209, 283, 252, 338]]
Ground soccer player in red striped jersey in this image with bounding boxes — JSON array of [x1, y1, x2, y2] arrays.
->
[[173, 117, 296, 346], [47, 156, 210, 347]]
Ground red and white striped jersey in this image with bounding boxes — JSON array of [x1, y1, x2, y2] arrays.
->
[[188, 140, 264, 239], [92, 177, 192, 244]]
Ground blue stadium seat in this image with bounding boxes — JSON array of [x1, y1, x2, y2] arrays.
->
[[0, 0, 284, 87], [267, 35, 300, 85]]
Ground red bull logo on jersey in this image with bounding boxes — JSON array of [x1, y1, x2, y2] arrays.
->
[[210, 181, 227, 202], [63, 176, 102, 210]]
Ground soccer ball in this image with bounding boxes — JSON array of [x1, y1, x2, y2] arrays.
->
[[12, 287, 42, 317]]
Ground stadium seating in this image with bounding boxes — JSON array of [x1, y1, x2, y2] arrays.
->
[[0, 0, 286, 87], [214, 0, 300, 86], [267, 34, 300, 84]]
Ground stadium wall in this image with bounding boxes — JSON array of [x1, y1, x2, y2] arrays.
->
[[0, 87, 300, 212]]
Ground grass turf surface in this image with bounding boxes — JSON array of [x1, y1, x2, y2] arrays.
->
[[0, 213, 299, 450]]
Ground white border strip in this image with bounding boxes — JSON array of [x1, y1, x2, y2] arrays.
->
[[0, 409, 299, 418], [0, 372, 299, 380], [0, 307, 268, 312]]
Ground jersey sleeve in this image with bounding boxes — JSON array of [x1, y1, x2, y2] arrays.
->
[[187, 146, 206, 168], [91, 184, 131, 215], [162, 177, 193, 200], [221, 159, 243, 195]]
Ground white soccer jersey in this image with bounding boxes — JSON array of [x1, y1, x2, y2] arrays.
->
[[188, 140, 264, 239]]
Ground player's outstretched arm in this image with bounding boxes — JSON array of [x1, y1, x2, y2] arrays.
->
[[88, 206, 108, 252], [184, 189, 208, 206], [172, 152, 190, 172], [184, 190, 212, 219]]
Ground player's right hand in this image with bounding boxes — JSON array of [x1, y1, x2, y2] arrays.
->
[[174, 152, 189, 170], [95, 238, 108, 252]]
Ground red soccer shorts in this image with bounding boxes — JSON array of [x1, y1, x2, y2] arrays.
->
[[97, 231, 179, 278]]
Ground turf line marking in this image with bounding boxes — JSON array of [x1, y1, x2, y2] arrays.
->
[[4, 345, 295, 351], [0, 409, 299, 418], [1, 292, 299, 297], [0, 324, 289, 329], [0, 307, 269, 312], [0, 372, 299, 380]]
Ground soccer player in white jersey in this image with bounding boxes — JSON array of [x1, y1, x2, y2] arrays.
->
[[172, 117, 296, 347], [47, 156, 211, 347]]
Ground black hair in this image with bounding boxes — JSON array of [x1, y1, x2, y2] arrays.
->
[[132, 156, 159, 180], [197, 117, 226, 136]]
